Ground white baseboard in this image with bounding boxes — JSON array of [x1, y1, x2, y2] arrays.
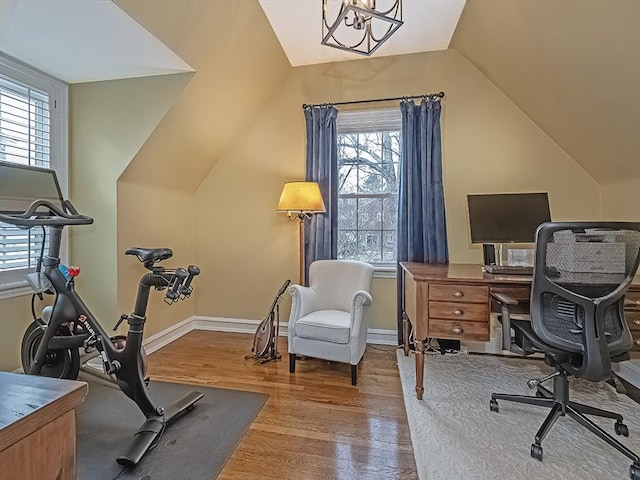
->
[[143, 316, 195, 354], [191, 315, 398, 346]]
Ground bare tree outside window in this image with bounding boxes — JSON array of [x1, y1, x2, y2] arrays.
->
[[337, 130, 400, 264]]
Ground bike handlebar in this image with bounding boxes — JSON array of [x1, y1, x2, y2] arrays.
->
[[0, 199, 93, 227]]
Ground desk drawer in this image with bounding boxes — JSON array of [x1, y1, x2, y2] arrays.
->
[[627, 312, 640, 332], [625, 290, 640, 310], [631, 335, 640, 356], [429, 318, 490, 342], [429, 284, 488, 303], [429, 301, 488, 322]]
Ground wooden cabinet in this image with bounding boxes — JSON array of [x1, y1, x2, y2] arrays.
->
[[0, 372, 87, 480]]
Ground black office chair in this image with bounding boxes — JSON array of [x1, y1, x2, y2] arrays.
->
[[489, 222, 640, 480]]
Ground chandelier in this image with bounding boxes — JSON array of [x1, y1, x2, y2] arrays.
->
[[321, 0, 403, 56]]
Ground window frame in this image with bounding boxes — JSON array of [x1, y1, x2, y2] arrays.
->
[[336, 108, 402, 278], [0, 52, 68, 299]]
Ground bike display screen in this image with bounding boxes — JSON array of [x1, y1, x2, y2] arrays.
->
[[0, 161, 65, 214]]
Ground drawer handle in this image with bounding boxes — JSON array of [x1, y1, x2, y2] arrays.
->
[[633, 319, 640, 326], [452, 327, 464, 335], [635, 339, 640, 347], [452, 309, 464, 316], [452, 291, 464, 298]]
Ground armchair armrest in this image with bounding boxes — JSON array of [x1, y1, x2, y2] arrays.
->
[[350, 290, 373, 338], [288, 284, 318, 324]]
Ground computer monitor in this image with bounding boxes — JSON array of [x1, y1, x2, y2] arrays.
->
[[0, 161, 66, 215], [467, 192, 551, 244]]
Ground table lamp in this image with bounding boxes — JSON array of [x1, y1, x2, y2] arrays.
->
[[277, 181, 326, 285]]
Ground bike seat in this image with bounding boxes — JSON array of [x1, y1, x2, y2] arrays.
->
[[125, 247, 173, 265]]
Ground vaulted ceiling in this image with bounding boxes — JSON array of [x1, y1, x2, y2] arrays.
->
[[68, 0, 640, 190], [451, 0, 640, 184]]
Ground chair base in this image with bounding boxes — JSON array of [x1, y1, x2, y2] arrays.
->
[[289, 353, 360, 386], [490, 370, 640, 477]]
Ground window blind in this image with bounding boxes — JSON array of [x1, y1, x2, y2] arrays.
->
[[0, 72, 51, 274], [337, 108, 402, 134]]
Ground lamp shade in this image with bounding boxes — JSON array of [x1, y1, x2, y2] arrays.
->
[[277, 181, 326, 214]]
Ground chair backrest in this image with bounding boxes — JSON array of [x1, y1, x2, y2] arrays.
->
[[308, 260, 374, 312], [530, 222, 640, 382]]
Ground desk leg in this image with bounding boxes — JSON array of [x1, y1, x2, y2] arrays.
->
[[414, 339, 425, 400], [402, 313, 410, 357]]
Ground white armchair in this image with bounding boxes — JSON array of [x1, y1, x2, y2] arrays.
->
[[288, 260, 374, 385]]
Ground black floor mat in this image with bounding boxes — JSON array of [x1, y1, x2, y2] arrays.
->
[[76, 380, 267, 480]]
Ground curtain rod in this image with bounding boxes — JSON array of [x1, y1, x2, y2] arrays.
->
[[302, 91, 444, 109]]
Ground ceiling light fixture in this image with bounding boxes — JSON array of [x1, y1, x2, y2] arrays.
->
[[321, 0, 403, 56]]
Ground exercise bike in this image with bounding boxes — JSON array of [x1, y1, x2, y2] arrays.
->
[[0, 161, 203, 467]]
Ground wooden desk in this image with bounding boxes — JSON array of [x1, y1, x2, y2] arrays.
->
[[0, 372, 87, 480], [400, 262, 640, 400]]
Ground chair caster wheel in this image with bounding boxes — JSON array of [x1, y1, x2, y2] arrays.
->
[[630, 463, 640, 480], [527, 379, 538, 389], [530, 443, 543, 461], [616, 421, 630, 437], [489, 399, 499, 413]]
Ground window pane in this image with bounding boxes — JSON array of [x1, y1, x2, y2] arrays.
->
[[338, 197, 357, 230], [380, 163, 399, 193], [357, 162, 384, 194], [357, 197, 382, 230], [338, 231, 357, 261], [338, 164, 357, 194], [382, 195, 398, 230], [358, 231, 382, 263], [383, 232, 397, 263]]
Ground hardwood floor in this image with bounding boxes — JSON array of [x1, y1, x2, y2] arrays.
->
[[147, 330, 418, 480]]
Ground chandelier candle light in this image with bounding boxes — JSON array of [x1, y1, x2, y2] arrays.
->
[[322, 0, 403, 56]]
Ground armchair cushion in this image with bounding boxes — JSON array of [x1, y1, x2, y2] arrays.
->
[[294, 310, 351, 344]]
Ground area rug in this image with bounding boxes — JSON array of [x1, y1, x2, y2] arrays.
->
[[76, 380, 267, 480], [397, 350, 640, 480]]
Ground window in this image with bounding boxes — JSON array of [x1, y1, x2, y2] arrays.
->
[[337, 109, 401, 273], [0, 53, 67, 295]]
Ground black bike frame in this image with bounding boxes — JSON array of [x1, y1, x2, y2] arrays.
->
[[30, 225, 169, 417]]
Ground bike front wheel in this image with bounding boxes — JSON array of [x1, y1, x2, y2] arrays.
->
[[21, 321, 80, 379]]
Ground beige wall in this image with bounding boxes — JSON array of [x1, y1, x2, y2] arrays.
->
[[193, 49, 600, 331], [451, 0, 640, 184], [601, 178, 640, 221], [69, 74, 190, 326], [0, 295, 33, 371], [116, 181, 194, 336]]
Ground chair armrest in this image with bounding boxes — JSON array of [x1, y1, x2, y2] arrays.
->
[[490, 291, 520, 306], [288, 285, 318, 325], [490, 291, 519, 351], [350, 290, 373, 338]]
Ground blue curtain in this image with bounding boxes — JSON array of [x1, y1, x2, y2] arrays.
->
[[304, 105, 338, 284], [397, 99, 448, 342]]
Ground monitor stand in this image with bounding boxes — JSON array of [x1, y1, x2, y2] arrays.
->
[[483, 243, 504, 267]]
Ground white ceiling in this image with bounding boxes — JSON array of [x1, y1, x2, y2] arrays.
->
[[0, 0, 193, 84], [259, 0, 467, 66]]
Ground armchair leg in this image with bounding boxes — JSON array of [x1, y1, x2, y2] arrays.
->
[[351, 364, 357, 386], [289, 354, 296, 374]]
